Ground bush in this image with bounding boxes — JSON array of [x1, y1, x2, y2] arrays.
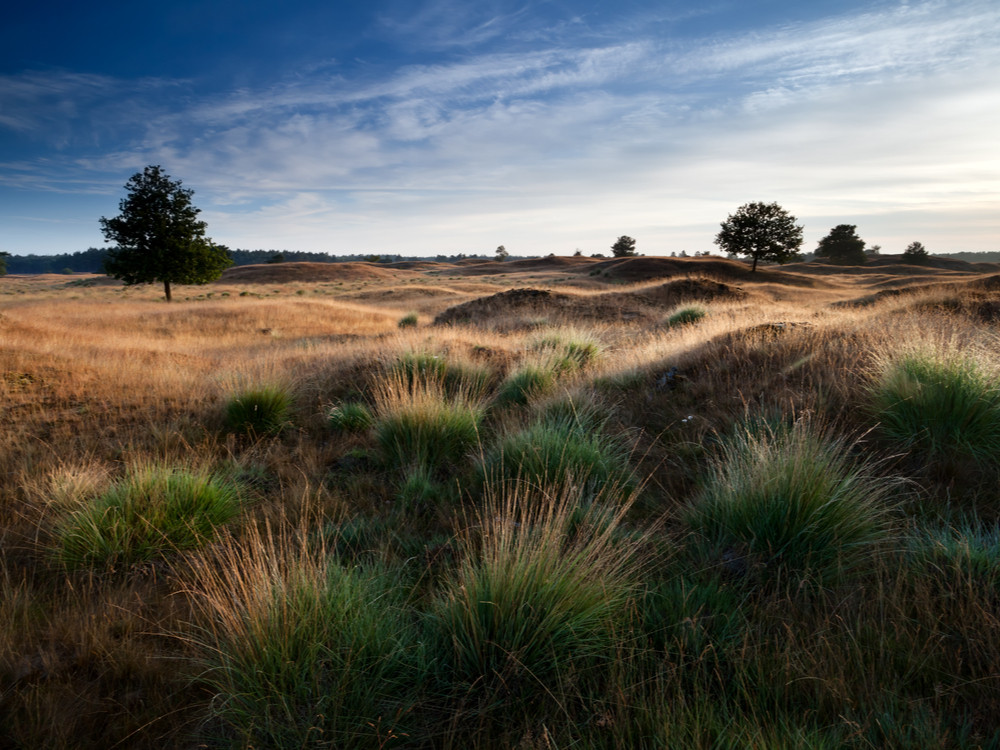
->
[[397, 312, 418, 328], [666, 305, 707, 327], [225, 386, 292, 435], [56, 466, 242, 569], [685, 420, 896, 586], [868, 351, 1000, 465], [190, 529, 419, 748], [328, 402, 374, 433]]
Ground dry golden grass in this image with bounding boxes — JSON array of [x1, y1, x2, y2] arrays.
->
[[2, 256, 1000, 748]]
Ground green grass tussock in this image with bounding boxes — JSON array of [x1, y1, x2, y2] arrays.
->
[[868, 349, 1000, 465], [189, 526, 420, 748], [427, 483, 639, 727], [224, 385, 293, 435], [666, 304, 708, 327], [479, 411, 635, 498], [685, 420, 897, 586], [56, 465, 242, 569], [328, 401, 374, 433]]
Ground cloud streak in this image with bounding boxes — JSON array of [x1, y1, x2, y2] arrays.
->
[[1, 0, 998, 254]]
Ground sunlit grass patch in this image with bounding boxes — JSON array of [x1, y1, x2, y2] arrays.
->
[[666, 304, 707, 327], [328, 401, 374, 433], [685, 420, 897, 586], [56, 465, 242, 570], [868, 350, 1000, 465], [373, 374, 483, 475], [188, 524, 420, 748], [494, 363, 557, 406]]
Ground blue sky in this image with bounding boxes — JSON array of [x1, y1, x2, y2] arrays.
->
[[2, 0, 998, 257]]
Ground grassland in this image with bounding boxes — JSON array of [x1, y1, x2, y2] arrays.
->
[[2, 254, 999, 748]]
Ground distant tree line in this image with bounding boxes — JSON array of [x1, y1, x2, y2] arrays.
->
[[1, 247, 512, 274]]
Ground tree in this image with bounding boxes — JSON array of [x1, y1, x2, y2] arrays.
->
[[495, 245, 509, 261], [0, 251, 9, 276], [100, 166, 231, 301], [611, 235, 637, 257], [815, 224, 867, 265], [714, 202, 803, 272], [902, 241, 929, 265]]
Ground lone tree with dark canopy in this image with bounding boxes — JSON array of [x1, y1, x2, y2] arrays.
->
[[100, 166, 232, 301], [611, 235, 637, 257], [815, 224, 867, 265], [714, 202, 803, 272]]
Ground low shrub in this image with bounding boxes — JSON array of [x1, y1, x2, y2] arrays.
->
[[56, 466, 242, 569], [225, 385, 292, 435], [685, 420, 897, 587], [397, 312, 419, 328]]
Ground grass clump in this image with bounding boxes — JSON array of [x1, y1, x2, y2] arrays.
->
[[374, 375, 483, 474], [495, 364, 556, 406], [685, 420, 896, 587], [224, 385, 292, 436], [328, 401, 374, 433], [56, 466, 241, 570], [397, 312, 419, 328], [868, 350, 1000, 465], [480, 412, 634, 497], [530, 329, 604, 372], [190, 526, 419, 748], [393, 350, 493, 398], [666, 304, 707, 327], [428, 483, 638, 728]]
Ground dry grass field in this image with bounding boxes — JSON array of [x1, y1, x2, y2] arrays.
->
[[2, 254, 1000, 748]]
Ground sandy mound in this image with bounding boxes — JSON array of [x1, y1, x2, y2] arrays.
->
[[590, 256, 822, 287], [218, 262, 417, 284], [627, 278, 747, 307], [433, 287, 656, 329]]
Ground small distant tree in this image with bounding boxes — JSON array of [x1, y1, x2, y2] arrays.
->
[[266, 252, 285, 264], [573, 249, 583, 257], [902, 241, 929, 265], [0, 251, 9, 276], [815, 224, 867, 265], [866, 244, 881, 258], [714, 202, 803, 272], [495, 245, 509, 261], [611, 235, 637, 257], [101, 166, 231, 301]]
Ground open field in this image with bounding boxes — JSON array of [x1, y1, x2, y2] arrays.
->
[[2, 254, 1000, 748]]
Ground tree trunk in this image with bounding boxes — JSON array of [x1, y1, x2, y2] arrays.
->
[[164, 280, 172, 302], [751, 255, 759, 272]]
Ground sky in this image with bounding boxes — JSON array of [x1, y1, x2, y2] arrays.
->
[[1, 0, 998, 257]]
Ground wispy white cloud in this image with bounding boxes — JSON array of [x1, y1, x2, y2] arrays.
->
[[2, 0, 998, 254]]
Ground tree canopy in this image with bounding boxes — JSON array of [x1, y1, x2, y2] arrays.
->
[[714, 202, 803, 272], [611, 235, 637, 257], [902, 241, 929, 265], [0, 251, 9, 277], [100, 166, 231, 301], [815, 224, 867, 265]]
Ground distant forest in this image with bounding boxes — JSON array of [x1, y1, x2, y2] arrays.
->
[[2, 248, 495, 274], [3, 247, 999, 274]]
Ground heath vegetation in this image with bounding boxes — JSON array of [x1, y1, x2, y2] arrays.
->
[[2, 253, 1000, 747]]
